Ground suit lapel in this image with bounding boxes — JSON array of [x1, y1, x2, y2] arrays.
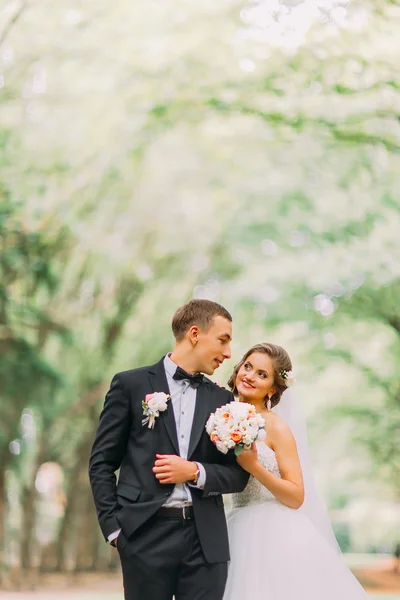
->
[[188, 381, 213, 459], [148, 358, 179, 454]]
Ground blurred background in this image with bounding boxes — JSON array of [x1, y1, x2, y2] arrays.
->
[[0, 0, 399, 597]]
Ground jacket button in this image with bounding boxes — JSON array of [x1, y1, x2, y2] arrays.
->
[[165, 492, 170, 496]]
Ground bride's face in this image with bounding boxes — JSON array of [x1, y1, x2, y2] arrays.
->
[[236, 352, 276, 403]]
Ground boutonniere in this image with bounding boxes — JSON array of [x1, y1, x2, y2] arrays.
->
[[142, 392, 171, 429]]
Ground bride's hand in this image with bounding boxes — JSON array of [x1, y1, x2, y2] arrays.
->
[[236, 443, 259, 474]]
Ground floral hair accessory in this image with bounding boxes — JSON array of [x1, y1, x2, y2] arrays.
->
[[279, 370, 296, 387]]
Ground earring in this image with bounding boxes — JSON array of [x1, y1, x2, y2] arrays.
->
[[266, 397, 272, 411]]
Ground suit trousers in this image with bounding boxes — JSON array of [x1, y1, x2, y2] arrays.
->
[[117, 513, 228, 600]]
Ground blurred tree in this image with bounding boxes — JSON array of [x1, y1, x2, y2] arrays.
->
[[0, 193, 69, 581], [0, 0, 399, 584]]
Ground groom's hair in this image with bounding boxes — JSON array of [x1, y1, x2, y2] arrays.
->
[[172, 299, 232, 341]]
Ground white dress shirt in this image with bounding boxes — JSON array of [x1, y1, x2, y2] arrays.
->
[[162, 353, 206, 507], [108, 354, 206, 543]]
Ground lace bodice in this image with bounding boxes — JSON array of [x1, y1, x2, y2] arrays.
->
[[231, 442, 281, 508]]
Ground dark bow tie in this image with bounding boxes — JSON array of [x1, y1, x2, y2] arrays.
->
[[173, 366, 204, 389]]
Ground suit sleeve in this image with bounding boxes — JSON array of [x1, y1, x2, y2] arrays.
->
[[89, 373, 131, 540], [201, 452, 249, 497]]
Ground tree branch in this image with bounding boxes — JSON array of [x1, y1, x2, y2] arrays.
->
[[205, 99, 400, 153], [0, 1, 29, 50]]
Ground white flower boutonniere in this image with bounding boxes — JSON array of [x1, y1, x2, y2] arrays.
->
[[142, 392, 170, 429]]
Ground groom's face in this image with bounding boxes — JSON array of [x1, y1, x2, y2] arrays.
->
[[194, 315, 232, 375]]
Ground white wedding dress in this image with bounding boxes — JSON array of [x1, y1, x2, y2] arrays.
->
[[223, 441, 368, 600]]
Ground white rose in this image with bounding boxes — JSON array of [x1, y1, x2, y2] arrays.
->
[[147, 398, 160, 412], [257, 414, 266, 427], [230, 403, 247, 420], [257, 428, 266, 441], [147, 392, 169, 412], [206, 416, 215, 434], [216, 440, 229, 454]]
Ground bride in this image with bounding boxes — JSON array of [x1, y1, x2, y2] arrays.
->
[[223, 343, 368, 600]]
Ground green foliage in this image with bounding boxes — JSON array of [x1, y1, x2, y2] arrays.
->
[[0, 0, 399, 572], [333, 522, 352, 553]]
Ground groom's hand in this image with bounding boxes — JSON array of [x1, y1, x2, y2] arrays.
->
[[153, 454, 197, 484]]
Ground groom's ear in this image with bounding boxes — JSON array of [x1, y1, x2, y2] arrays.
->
[[188, 325, 200, 345]]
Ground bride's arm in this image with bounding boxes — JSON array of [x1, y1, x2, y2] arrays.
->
[[237, 420, 304, 509]]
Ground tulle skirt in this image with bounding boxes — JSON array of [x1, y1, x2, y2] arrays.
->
[[223, 500, 368, 600]]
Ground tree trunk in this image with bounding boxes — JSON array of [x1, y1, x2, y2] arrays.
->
[[73, 418, 101, 572], [54, 425, 95, 572], [19, 483, 37, 571], [73, 478, 99, 572], [0, 464, 6, 586], [19, 431, 48, 587], [53, 460, 81, 572]]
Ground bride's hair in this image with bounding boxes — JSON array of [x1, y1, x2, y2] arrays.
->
[[227, 343, 292, 409]]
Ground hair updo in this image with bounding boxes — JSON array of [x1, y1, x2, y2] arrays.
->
[[227, 343, 293, 409]]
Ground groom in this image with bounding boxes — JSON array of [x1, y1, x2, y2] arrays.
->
[[89, 299, 249, 600]]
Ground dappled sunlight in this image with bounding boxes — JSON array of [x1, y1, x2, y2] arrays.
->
[[0, 0, 399, 593], [239, 0, 356, 52]]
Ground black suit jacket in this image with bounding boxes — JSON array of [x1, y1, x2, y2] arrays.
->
[[89, 357, 249, 563]]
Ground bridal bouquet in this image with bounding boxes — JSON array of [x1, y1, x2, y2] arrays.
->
[[206, 402, 266, 456]]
